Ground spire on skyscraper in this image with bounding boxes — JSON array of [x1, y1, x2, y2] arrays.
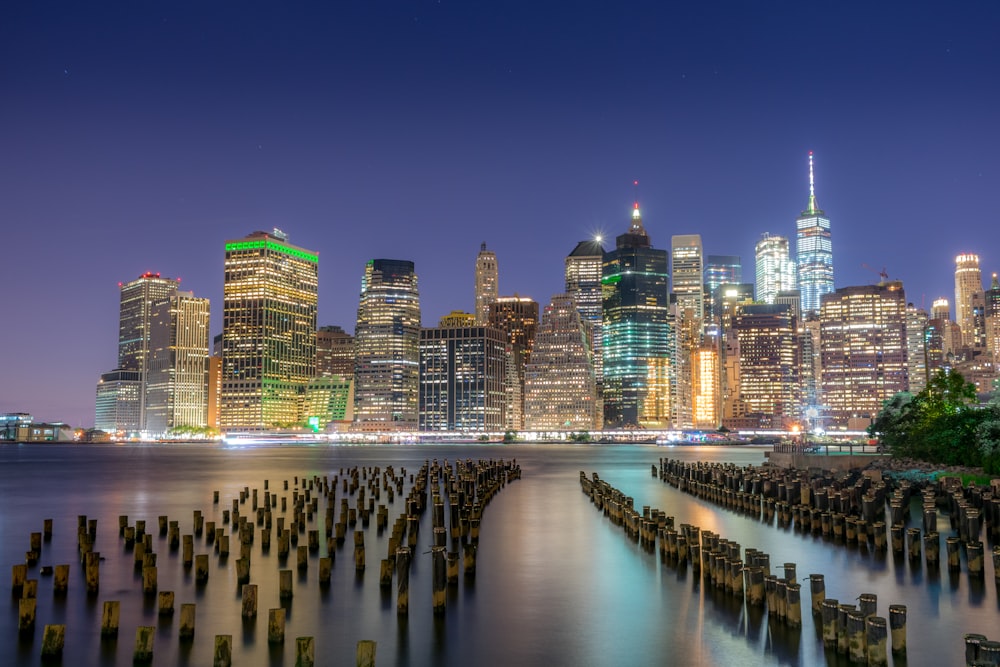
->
[[992, 272, 999, 290], [629, 180, 647, 235], [805, 151, 822, 215]]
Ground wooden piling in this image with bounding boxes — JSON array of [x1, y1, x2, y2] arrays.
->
[[866, 616, 888, 666], [968, 540, 985, 576], [268, 608, 286, 644], [463, 542, 477, 578], [18, 597, 36, 633], [11, 563, 27, 593], [85, 551, 100, 593], [356, 640, 377, 667], [859, 592, 877, 618], [379, 558, 392, 588], [396, 547, 411, 615], [280, 569, 293, 599], [158, 590, 174, 615], [143, 566, 157, 594], [906, 528, 921, 561], [242, 584, 258, 618], [888, 604, 906, 653], [785, 582, 802, 628], [297, 545, 309, 571], [320, 557, 332, 585], [432, 545, 447, 615], [22, 578, 37, 598], [821, 598, 839, 647], [808, 574, 825, 614], [100, 600, 119, 637], [354, 531, 366, 572], [296, 636, 315, 667], [847, 609, 867, 663], [214, 635, 233, 667], [183, 534, 194, 566], [837, 604, 855, 655], [41, 624, 65, 659], [134, 625, 155, 663], [179, 602, 196, 640], [965, 633, 987, 666]]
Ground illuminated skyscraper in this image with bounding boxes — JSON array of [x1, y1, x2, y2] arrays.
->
[[419, 323, 508, 432], [730, 304, 800, 426], [566, 238, 606, 391], [931, 298, 951, 322], [905, 303, 929, 393], [704, 255, 742, 322], [820, 282, 908, 429], [353, 259, 421, 431], [488, 296, 538, 430], [671, 235, 704, 429], [602, 200, 673, 428], [221, 230, 318, 431], [475, 243, 499, 325], [95, 369, 142, 437], [145, 292, 211, 435], [523, 294, 599, 431], [691, 342, 721, 429], [755, 233, 796, 304], [955, 254, 983, 348], [986, 274, 1000, 365], [316, 325, 355, 377], [795, 152, 834, 313]]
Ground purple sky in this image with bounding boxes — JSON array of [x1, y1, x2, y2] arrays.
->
[[2, 1, 998, 427]]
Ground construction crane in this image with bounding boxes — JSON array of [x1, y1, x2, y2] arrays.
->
[[861, 263, 889, 283]]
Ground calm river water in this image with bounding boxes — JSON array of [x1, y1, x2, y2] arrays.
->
[[1, 443, 995, 666]]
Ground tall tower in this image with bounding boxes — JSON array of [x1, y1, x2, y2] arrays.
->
[[523, 294, 600, 431], [731, 304, 801, 427], [353, 259, 421, 431], [565, 238, 606, 394], [117, 272, 180, 431], [955, 253, 983, 348], [602, 199, 673, 428], [704, 255, 742, 323], [796, 152, 834, 313], [671, 234, 704, 429], [221, 230, 318, 431], [145, 291, 211, 436], [316, 325, 355, 377], [985, 273, 1000, 365], [905, 303, 929, 393], [755, 234, 796, 304], [475, 243, 499, 325], [820, 282, 908, 429]]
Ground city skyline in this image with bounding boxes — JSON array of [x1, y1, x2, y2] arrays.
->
[[2, 2, 998, 426]]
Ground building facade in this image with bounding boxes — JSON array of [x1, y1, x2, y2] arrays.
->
[[95, 369, 142, 436], [419, 325, 507, 431], [755, 233, 796, 305], [475, 243, 499, 325], [602, 201, 673, 428], [730, 304, 801, 426], [523, 294, 600, 431], [487, 296, 538, 430], [795, 152, 834, 313], [820, 282, 908, 429], [353, 259, 421, 431], [565, 239, 606, 392], [955, 253, 982, 348], [145, 292, 211, 435], [316, 325, 354, 377], [220, 230, 318, 431], [704, 255, 742, 322]]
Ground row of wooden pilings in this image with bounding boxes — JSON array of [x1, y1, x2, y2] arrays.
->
[[580, 470, 908, 666], [11, 457, 520, 664], [657, 458, 1000, 583]]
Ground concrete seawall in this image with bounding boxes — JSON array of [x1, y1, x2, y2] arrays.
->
[[766, 451, 885, 472]]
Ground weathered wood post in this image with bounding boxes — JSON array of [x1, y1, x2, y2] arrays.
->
[[356, 640, 377, 667], [786, 582, 802, 628], [18, 597, 36, 634], [158, 591, 174, 615], [946, 536, 961, 570], [179, 603, 196, 640], [280, 569, 293, 599], [242, 584, 258, 618], [320, 557, 332, 585], [11, 563, 27, 594], [965, 633, 987, 666], [268, 608, 286, 644], [22, 579, 37, 599], [354, 531, 366, 572], [847, 609, 867, 663], [134, 626, 155, 663], [866, 616, 888, 666], [906, 528, 921, 561], [432, 545, 447, 615], [808, 574, 825, 614], [296, 636, 316, 667], [463, 542, 477, 578], [821, 599, 839, 647], [41, 625, 66, 660], [837, 604, 855, 655], [968, 540, 985, 576], [100, 600, 120, 638], [297, 545, 309, 572], [53, 564, 69, 593], [85, 551, 100, 593], [888, 604, 906, 654], [396, 547, 411, 615], [214, 635, 233, 667], [183, 534, 194, 567], [859, 593, 877, 618], [196, 554, 210, 582], [924, 531, 940, 567]]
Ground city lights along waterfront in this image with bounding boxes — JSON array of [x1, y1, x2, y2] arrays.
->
[[4, 442, 999, 666]]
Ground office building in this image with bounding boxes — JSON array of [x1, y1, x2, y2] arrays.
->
[[488, 296, 539, 430], [729, 304, 800, 427], [905, 304, 929, 393], [820, 282, 908, 429], [475, 243, 499, 325], [221, 230, 318, 431], [691, 342, 721, 429], [353, 259, 421, 431], [986, 273, 1000, 364], [704, 255, 742, 322], [145, 292, 211, 435], [602, 200, 673, 428], [523, 294, 599, 431], [755, 234, 796, 305], [955, 254, 983, 348], [303, 376, 354, 431], [419, 324, 507, 431], [795, 152, 834, 313], [95, 369, 142, 437], [566, 238, 606, 390], [316, 325, 355, 377]]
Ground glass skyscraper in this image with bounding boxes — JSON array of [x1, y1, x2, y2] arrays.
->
[[755, 233, 796, 304], [221, 230, 318, 431], [602, 201, 673, 428], [796, 152, 834, 313], [353, 259, 421, 431]]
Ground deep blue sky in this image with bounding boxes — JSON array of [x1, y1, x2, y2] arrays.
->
[[2, 1, 998, 427]]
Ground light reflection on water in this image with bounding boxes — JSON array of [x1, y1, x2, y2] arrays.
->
[[0, 443, 996, 666]]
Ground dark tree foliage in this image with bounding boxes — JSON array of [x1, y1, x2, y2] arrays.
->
[[869, 371, 1000, 472]]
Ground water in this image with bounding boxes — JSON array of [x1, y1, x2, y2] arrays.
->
[[1, 443, 996, 666]]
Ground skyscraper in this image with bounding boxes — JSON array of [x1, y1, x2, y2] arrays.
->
[[523, 294, 599, 431], [730, 304, 801, 427], [955, 253, 983, 348], [145, 291, 210, 436], [565, 238, 606, 391], [755, 233, 796, 304], [116, 272, 180, 430], [986, 274, 1000, 365], [353, 259, 421, 431], [488, 296, 538, 430], [905, 303, 929, 393], [602, 200, 673, 428], [221, 230, 318, 431], [419, 323, 507, 432], [95, 369, 142, 437], [672, 235, 705, 320], [795, 152, 834, 313], [316, 325, 355, 377], [820, 282, 908, 429], [703, 255, 742, 322], [475, 243, 499, 325]]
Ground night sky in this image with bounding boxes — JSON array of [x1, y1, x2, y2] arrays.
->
[[2, 1, 998, 427]]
